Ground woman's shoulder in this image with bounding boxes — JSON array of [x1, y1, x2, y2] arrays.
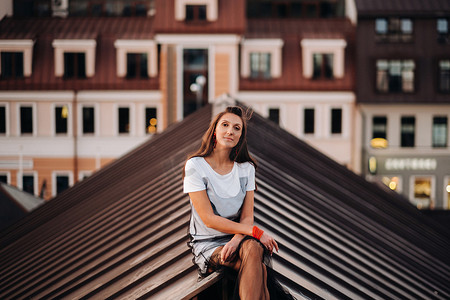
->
[[237, 161, 255, 172]]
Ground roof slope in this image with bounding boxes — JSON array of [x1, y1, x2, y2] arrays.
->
[[0, 104, 449, 299], [0, 183, 44, 232], [355, 0, 450, 16]]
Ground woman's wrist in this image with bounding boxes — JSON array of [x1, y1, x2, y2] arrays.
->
[[252, 225, 264, 240]]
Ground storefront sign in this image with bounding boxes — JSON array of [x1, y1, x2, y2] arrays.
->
[[385, 158, 437, 171]]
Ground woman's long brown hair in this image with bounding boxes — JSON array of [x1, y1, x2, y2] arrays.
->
[[183, 106, 257, 177]]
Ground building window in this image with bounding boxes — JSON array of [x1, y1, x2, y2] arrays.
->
[[439, 60, 450, 92], [412, 177, 433, 209], [313, 53, 333, 79], [246, 0, 345, 18], [304, 108, 315, 134], [56, 175, 70, 195], [437, 18, 448, 41], [376, 60, 415, 93], [241, 39, 283, 79], [250, 53, 271, 79], [1, 52, 24, 79], [401, 116, 415, 147], [52, 39, 96, 78], [331, 108, 342, 134], [375, 18, 413, 42], [118, 107, 130, 134], [69, 0, 152, 17], [175, 0, 217, 21], [64, 52, 86, 79], [114, 40, 157, 78], [55, 105, 68, 134], [372, 116, 387, 139], [300, 39, 346, 79], [126, 53, 148, 78], [145, 107, 157, 134], [432, 116, 448, 148], [22, 174, 35, 195], [186, 5, 207, 21], [82, 107, 95, 134], [0, 173, 8, 183], [0, 106, 6, 134], [20, 106, 33, 134], [268, 108, 280, 125]]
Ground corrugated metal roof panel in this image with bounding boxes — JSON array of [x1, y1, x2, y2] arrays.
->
[[0, 103, 449, 299]]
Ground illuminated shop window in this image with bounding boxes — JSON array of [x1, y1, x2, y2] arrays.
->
[[412, 177, 434, 209], [146, 107, 157, 134]]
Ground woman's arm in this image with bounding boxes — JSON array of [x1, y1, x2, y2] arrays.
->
[[189, 190, 254, 236]]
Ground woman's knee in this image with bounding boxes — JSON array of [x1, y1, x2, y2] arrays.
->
[[240, 239, 264, 260]]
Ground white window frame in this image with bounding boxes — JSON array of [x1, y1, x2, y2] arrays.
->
[[114, 40, 158, 78], [410, 175, 436, 209], [0, 171, 11, 184], [52, 102, 72, 137], [17, 171, 38, 196], [18, 102, 37, 136], [300, 39, 347, 79], [52, 171, 73, 197], [175, 0, 218, 21], [241, 39, 283, 79], [0, 102, 9, 136], [0, 39, 34, 77], [78, 103, 100, 136], [52, 39, 96, 77]]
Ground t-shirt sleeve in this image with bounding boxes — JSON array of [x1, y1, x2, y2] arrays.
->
[[246, 164, 256, 191], [183, 158, 206, 193]]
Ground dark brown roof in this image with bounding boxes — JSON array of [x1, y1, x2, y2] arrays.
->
[[0, 17, 159, 90], [356, 0, 450, 17], [240, 18, 355, 91], [0, 103, 449, 299]]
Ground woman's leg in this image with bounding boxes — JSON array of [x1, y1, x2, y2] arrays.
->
[[209, 239, 269, 300]]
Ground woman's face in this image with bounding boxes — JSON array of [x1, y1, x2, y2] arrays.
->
[[215, 113, 243, 149]]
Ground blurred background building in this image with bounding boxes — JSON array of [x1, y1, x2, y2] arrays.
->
[[0, 0, 449, 211]]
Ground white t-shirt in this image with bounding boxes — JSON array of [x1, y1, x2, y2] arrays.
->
[[183, 156, 256, 274]]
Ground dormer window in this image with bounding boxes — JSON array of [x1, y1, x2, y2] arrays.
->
[[241, 39, 284, 80], [175, 0, 217, 22], [186, 5, 207, 21], [52, 39, 96, 78], [301, 39, 346, 79], [114, 40, 157, 78], [0, 40, 34, 78]]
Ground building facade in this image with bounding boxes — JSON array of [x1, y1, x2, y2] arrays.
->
[[0, 0, 358, 200], [355, 0, 450, 209]]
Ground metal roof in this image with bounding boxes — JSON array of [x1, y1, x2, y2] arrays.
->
[[0, 103, 449, 299], [355, 0, 450, 17]]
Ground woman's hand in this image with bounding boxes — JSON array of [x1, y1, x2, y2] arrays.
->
[[221, 236, 242, 262], [259, 232, 279, 255]]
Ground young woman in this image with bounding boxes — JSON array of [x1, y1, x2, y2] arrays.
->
[[183, 106, 294, 299]]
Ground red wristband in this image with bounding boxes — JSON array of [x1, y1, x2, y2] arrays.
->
[[252, 226, 264, 240]]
